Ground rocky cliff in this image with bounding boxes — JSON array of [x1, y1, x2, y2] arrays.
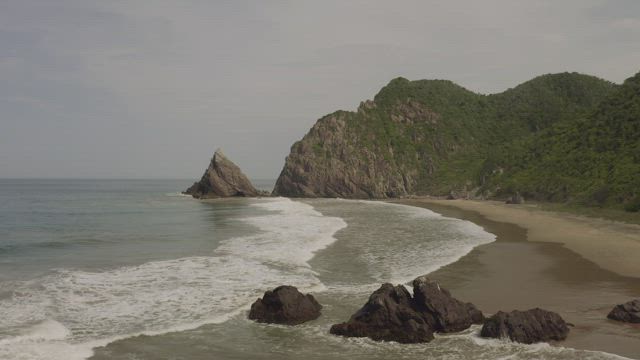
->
[[272, 99, 437, 198], [184, 149, 259, 199], [273, 73, 618, 200]]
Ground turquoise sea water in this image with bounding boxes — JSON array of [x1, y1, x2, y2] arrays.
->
[[0, 180, 627, 360]]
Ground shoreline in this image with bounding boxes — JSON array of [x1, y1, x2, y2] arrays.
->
[[399, 199, 640, 279], [395, 198, 640, 359]]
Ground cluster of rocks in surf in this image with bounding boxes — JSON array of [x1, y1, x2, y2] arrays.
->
[[329, 276, 484, 343], [248, 277, 573, 346]]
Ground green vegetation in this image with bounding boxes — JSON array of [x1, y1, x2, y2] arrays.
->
[[279, 70, 638, 210], [352, 73, 623, 195], [481, 71, 640, 210]]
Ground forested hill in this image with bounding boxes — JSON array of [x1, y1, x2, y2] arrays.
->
[[481, 71, 640, 210], [272, 71, 638, 211]]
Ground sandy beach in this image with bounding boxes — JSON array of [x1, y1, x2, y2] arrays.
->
[[397, 199, 640, 359]]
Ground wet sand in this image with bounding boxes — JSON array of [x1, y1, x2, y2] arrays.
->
[[397, 200, 640, 359]]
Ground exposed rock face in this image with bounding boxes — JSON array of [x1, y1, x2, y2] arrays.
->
[[412, 276, 484, 333], [330, 278, 483, 343], [184, 149, 259, 199], [271, 107, 421, 199], [329, 284, 435, 343], [607, 299, 640, 323], [480, 308, 570, 344], [248, 286, 322, 325]]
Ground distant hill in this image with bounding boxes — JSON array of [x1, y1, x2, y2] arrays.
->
[[272, 71, 638, 211]]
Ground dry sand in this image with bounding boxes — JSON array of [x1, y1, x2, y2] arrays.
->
[[397, 199, 640, 359], [414, 199, 640, 278]]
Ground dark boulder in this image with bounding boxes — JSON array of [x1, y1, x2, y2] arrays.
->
[[248, 286, 322, 325], [330, 278, 483, 343], [506, 192, 525, 204], [607, 299, 640, 323], [329, 283, 434, 343], [412, 276, 484, 332], [480, 308, 570, 344]]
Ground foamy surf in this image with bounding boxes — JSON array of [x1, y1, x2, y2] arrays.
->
[[0, 197, 346, 360], [0, 195, 630, 360], [317, 199, 496, 285], [367, 200, 496, 283], [165, 192, 193, 198]]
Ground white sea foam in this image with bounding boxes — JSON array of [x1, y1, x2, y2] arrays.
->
[[281, 322, 627, 360], [0, 197, 346, 360], [348, 200, 496, 285], [164, 192, 193, 198], [217, 198, 347, 269]]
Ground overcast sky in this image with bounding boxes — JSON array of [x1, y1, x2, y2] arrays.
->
[[1, 0, 639, 179]]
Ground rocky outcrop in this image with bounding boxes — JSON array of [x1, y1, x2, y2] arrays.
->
[[329, 283, 435, 343], [330, 278, 483, 343], [248, 286, 322, 325], [271, 105, 423, 199], [184, 149, 260, 199], [480, 308, 570, 344], [412, 276, 484, 333], [607, 299, 640, 323]]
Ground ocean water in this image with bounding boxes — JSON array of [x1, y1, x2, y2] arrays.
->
[[0, 180, 627, 360]]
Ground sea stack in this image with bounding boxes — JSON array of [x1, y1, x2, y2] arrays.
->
[[184, 149, 260, 199]]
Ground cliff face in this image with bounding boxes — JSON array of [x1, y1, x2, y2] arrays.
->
[[273, 100, 432, 198], [273, 73, 619, 200], [185, 149, 259, 199]]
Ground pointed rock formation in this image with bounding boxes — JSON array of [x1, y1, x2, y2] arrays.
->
[[329, 283, 435, 343], [412, 276, 484, 333], [184, 149, 259, 199]]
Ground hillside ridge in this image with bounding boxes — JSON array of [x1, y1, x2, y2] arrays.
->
[[273, 71, 638, 210]]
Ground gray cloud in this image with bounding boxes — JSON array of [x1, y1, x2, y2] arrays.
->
[[1, 0, 639, 179]]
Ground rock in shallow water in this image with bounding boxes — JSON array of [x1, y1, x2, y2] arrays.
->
[[607, 299, 640, 323], [329, 283, 435, 343], [330, 277, 483, 343], [412, 276, 484, 333], [480, 308, 570, 344], [248, 286, 322, 325]]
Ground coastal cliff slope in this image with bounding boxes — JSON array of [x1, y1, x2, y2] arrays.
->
[[185, 149, 259, 198], [273, 72, 619, 202]]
